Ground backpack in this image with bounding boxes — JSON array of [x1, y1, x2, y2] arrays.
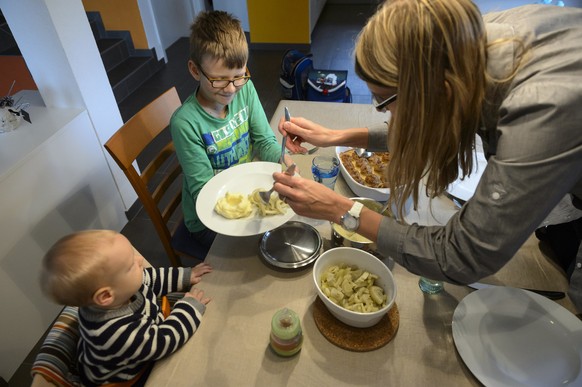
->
[[306, 69, 352, 103], [279, 49, 313, 100]]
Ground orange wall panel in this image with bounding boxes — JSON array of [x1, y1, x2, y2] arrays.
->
[[0, 56, 37, 96], [82, 0, 149, 49], [247, 0, 310, 44]]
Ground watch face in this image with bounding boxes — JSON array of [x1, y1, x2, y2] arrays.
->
[[341, 214, 358, 231]]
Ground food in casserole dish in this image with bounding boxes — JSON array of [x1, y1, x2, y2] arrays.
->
[[338, 149, 391, 189]]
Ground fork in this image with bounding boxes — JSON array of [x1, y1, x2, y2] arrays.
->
[[258, 163, 296, 204]]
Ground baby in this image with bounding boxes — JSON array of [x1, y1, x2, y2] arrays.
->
[[40, 229, 212, 386]]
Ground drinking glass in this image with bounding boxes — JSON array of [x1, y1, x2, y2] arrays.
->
[[311, 155, 340, 190], [418, 277, 444, 294]]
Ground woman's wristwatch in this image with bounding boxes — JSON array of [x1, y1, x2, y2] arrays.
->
[[339, 202, 364, 232]]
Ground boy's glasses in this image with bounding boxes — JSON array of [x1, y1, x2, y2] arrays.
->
[[373, 93, 398, 111], [199, 67, 251, 89]]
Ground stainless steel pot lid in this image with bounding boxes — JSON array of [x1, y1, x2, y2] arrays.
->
[[259, 221, 322, 269]]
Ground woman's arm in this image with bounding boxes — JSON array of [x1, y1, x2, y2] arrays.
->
[[278, 116, 370, 154], [272, 172, 383, 239]]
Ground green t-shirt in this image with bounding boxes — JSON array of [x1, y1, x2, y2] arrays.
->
[[170, 80, 281, 233]]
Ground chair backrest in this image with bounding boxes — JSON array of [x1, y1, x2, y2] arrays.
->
[[31, 306, 80, 387], [105, 87, 187, 267]]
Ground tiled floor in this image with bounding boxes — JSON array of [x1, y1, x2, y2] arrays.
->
[[8, 3, 375, 386]]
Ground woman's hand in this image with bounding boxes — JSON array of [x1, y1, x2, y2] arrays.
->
[[278, 116, 337, 154], [272, 172, 354, 223], [190, 262, 212, 285]]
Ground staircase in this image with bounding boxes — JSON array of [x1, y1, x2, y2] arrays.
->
[[0, 10, 164, 105], [87, 11, 164, 104], [0, 12, 19, 55]]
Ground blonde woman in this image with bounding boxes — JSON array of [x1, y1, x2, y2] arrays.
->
[[273, 0, 582, 309]]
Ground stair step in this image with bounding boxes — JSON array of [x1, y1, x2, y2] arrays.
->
[[0, 45, 20, 56], [97, 38, 129, 72], [87, 12, 106, 42], [109, 55, 163, 103], [0, 18, 18, 54]]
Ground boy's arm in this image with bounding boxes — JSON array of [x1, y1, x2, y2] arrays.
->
[[144, 262, 213, 296], [141, 296, 207, 361], [83, 298, 207, 372], [131, 293, 208, 362], [170, 110, 216, 222], [244, 81, 283, 162], [144, 267, 192, 296]]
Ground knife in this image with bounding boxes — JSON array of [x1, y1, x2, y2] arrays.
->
[[468, 282, 566, 300], [285, 107, 319, 154], [280, 107, 291, 164]]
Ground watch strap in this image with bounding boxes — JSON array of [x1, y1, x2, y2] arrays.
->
[[348, 201, 364, 217]]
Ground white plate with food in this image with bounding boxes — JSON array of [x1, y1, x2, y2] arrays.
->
[[452, 287, 582, 386], [335, 146, 390, 201], [196, 162, 295, 237]]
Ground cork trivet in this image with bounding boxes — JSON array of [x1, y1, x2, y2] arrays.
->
[[312, 297, 399, 352]]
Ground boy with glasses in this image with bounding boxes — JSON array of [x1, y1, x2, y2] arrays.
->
[[170, 11, 293, 256]]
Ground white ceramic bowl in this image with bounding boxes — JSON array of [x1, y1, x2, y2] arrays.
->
[[313, 247, 397, 328], [336, 146, 413, 215], [336, 146, 389, 201]]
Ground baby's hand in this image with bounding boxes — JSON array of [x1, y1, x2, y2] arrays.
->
[[184, 286, 211, 305], [190, 262, 212, 284]]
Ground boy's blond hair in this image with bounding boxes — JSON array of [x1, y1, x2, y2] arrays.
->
[[189, 10, 248, 68], [40, 230, 117, 306]]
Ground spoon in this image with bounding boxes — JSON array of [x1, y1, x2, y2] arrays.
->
[[259, 163, 297, 204], [355, 148, 373, 158]]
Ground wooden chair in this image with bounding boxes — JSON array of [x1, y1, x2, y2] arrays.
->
[[105, 87, 203, 267]]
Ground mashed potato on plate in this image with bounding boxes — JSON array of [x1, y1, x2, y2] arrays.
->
[[214, 192, 253, 219], [214, 190, 288, 219]]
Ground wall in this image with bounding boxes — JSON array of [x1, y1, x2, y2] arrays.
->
[[214, 0, 249, 31], [149, 0, 196, 51], [475, 0, 582, 13], [0, 107, 127, 380], [247, 0, 311, 44], [0, 0, 131, 380], [82, 0, 148, 49], [0, 56, 37, 96]]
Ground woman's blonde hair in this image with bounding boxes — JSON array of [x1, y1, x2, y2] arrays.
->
[[355, 0, 489, 219], [40, 230, 117, 306], [189, 10, 248, 68]]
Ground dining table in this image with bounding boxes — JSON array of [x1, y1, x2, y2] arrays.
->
[[145, 100, 578, 386]]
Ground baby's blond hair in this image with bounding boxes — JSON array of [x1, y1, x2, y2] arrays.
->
[[40, 230, 118, 306]]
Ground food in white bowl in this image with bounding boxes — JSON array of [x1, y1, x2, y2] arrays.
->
[[336, 146, 413, 215], [313, 247, 396, 328], [336, 146, 390, 201], [320, 263, 387, 312]]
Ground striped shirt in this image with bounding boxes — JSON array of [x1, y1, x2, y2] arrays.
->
[[78, 267, 205, 386]]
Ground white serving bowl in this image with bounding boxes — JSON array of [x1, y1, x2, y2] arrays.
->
[[313, 247, 397, 328], [336, 146, 413, 215], [336, 146, 390, 201]]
